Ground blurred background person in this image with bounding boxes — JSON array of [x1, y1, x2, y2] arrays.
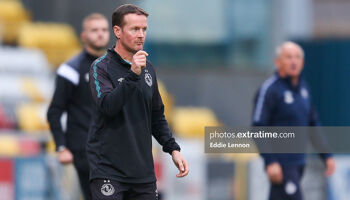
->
[[47, 13, 110, 200], [1, 1, 350, 199], [252, 41, 336, 200]]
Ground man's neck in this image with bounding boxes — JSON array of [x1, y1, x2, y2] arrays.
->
[[290, 76, 299, 86], [114, 42, 133, 62], [85, 45, 105, 58], [278, 71, 299, 87]]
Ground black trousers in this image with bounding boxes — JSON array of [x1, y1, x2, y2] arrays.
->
[[73, 151, 92, 200], [269, 165, 305, 200], [90, 179, 158, 200]]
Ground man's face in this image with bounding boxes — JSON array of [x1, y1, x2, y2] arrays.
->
[[275, 44, 304, 78], [82, 18, 110, 51], [116, 13, 147, 53]]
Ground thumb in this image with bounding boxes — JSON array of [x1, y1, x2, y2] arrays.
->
[[136, 50, 149, 57], [178, 160, 184, 171]]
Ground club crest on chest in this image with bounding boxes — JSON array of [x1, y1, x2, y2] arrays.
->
[[301, 88, 308, 99], [284, 90, 294, 104], [144, 71, 152, 87]]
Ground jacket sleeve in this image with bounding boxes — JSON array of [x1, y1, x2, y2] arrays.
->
[[47, 75, 75, 150], [252, 87, 277, 166], [151, 73, 181, 154], [309, 105, 332, 160], [252, 87, 274, 126], [89, 61, 140, 117]]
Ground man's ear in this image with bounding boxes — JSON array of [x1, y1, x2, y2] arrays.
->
[[274, 58, 280, 70], [80, 31, 85, 42], [113, 25, 121, 39]]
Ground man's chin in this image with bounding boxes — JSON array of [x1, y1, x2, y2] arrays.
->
[[132, 47, 143, 53], [90, 45, 108, 51], [135, 45, 144, 51], [125, 45, 143, 54], [289, 72, 301, 77]]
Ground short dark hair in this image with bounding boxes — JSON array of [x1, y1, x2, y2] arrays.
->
[[82, 13, 108, 31], [112, 4, 148, 28]]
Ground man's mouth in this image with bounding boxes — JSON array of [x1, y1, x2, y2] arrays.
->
[[290, 65, 297, 70]]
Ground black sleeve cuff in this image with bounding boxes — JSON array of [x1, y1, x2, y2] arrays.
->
[[126, 70, 141, 81], [319, 153, 332, 161], [52, 132, 67, 151], [162, 138, 181, 154]]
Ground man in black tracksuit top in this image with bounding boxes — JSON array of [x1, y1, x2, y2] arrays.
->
[[47, 13, 109, 200], [252, 42, 335, 200], [87, 4, 189, 200]]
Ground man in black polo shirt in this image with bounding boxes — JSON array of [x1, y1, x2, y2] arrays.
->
[[47, 13, 109, 200], [87, 4, 189, 200]]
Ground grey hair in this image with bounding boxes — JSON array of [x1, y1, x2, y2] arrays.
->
[[275, 41, 305, 58]]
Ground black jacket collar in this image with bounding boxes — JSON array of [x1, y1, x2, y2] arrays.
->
[[83, 48, 99, 61], [108, 47, 132, 69], [275, 71, 304, 91]]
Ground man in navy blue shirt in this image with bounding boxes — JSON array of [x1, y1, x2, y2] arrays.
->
[[252, 41, 336, 200]]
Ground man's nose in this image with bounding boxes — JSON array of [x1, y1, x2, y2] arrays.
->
[[97, 30, 104, 37], [137, 30, 145, 37], [291, 57, 299, 64]]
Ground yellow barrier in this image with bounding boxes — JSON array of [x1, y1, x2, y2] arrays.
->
[[173, 107, 220, 138], [46, 138, 56, 153], [158, 81, 174, 126], [0, 135, 20, 156], [18, 22, 81, 67], [0, 0, 30, 44], [20, 78, 46, 103], [16, 103, 49, 132]]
